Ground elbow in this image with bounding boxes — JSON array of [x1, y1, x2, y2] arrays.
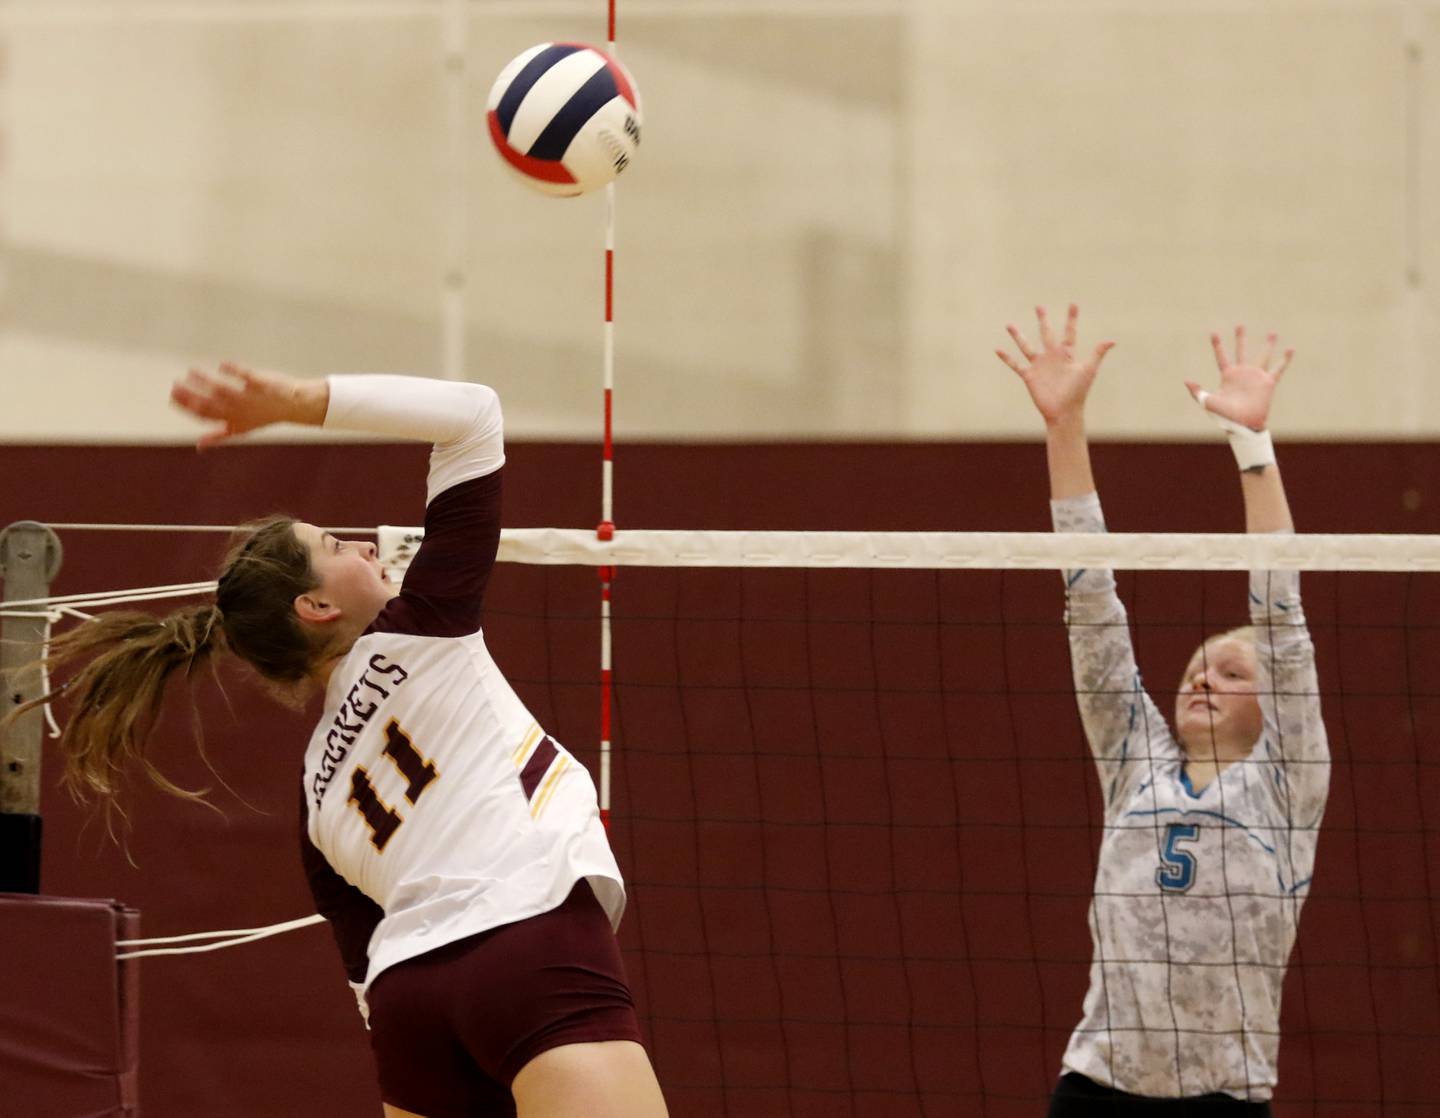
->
[[466, 382, 501, 419], [453, 383, 502, 442]]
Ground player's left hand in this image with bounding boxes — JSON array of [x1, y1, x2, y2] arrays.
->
[[1185, 325, 1293, 432]]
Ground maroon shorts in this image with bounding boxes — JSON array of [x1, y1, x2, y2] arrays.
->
[[366, 879, 642, 1118]]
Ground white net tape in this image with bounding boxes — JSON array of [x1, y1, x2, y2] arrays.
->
[[452, 527, 1440, 573]]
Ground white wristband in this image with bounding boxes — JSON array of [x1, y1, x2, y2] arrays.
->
[[1193, 389, 1275, 472]]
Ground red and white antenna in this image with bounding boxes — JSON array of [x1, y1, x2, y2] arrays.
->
[[596, 0, 619, 829]]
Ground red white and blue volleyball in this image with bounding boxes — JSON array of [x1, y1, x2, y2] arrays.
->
[[486, 43, 642, 197]]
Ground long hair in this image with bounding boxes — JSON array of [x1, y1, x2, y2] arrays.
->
[[11, 516, 326, 813]]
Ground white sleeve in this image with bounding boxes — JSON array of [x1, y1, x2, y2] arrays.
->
[[323, 375, 505, 505], [1052, 492, 1181, 814], [1248, 560, 1330, 828]]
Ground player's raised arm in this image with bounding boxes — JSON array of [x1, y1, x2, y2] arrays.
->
[[995, 302, 1115, 502], [998, 305, 1172, 807], [1185, 327, 1328, 823], [1184, 324, 1295, 534]]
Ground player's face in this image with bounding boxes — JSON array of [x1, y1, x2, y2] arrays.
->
[[1174, 636, 1263, 754], [293, 522, 398, 626]]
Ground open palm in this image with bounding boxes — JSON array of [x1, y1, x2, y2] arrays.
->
[[1185, 326, 1293, 432], [996, 304, 1115, 425]]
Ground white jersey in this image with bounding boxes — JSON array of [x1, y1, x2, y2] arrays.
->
[[298, 375, 623, 993], [1053, 492, 1329, 1101]]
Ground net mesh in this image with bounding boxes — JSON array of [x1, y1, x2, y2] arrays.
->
[[481, 535, 1440, 1117]]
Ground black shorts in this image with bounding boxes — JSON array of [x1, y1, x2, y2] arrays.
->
[[1048, 1072, 1274, 1117], [366, 879, 643, 1118]]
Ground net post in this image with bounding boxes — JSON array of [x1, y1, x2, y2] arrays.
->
[[0, 521, 63, 893]]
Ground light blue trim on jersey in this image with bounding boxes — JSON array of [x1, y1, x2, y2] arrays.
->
[[1107, 680, 1141, 807], [1179, 767, 1201, 799], [1249, 588, 1291, 612], [1262, 738, 1289, 800], [1123, 806, 1278, 858]]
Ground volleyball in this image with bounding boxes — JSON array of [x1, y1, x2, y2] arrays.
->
[[486, 43, 642, 198]]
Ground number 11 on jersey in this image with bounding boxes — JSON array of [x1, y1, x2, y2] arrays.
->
[[347, 719, 440, 852]]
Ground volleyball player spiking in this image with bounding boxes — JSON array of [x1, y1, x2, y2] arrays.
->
[[32, 368, 669, 1118], [998, 307, 1329, 1116]]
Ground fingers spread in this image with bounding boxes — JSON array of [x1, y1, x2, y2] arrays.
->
[[195, 425, 234, 450], [1258, 332, 1277, 371], [1210, 332, 1229, 372], [1063, 303, 1079, 349], [1234, 324, 1246, 365], [1274, 347, 1295, 381], [1006, 324, 1038, 360], [218, 361, 258, 386], [1084, 339, 1115, 374], [1035, 305, 1055, 349], [995, 349, 1026, 376], [1182, 379, 1209, 406], [170, 378, 225, 420]]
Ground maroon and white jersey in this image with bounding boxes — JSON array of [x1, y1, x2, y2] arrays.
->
[[299, 375, 624, 994]]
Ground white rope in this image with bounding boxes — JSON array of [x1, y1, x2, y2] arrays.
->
[[38, 620, 61, 739], [115, 914, 326, 961], [0, 609, 64, 737], [2, 582, 216, 612], [117, 912, 325, 947], [49, 523, 378, 536], [0, 608, 61, 622]]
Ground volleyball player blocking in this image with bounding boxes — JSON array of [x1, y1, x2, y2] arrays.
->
[[998, 307, 1330, 1116], [39, 369, 669, 1118]]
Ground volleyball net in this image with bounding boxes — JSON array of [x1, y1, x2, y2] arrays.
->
[[495, 529, 1438, 1116], [6, 524, 1440, 1115]]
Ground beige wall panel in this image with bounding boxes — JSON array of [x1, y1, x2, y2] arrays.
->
[[906, 4, 1413, 437], [7, 18, 447, 314], [1415, 7, 1440, 431], [0, 3, 1433, 441], [3, 14, 453, 442], [463, 15, 903, 437]]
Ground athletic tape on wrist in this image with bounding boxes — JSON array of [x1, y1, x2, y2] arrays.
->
[[1193, 389, 1275, 471]]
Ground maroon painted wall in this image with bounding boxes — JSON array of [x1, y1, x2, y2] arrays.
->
[[2, 440, 1438, 1117]]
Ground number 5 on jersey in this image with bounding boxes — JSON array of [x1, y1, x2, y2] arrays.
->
[[1156, 822, 1200, 893], [348, 719, 439, 851]]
